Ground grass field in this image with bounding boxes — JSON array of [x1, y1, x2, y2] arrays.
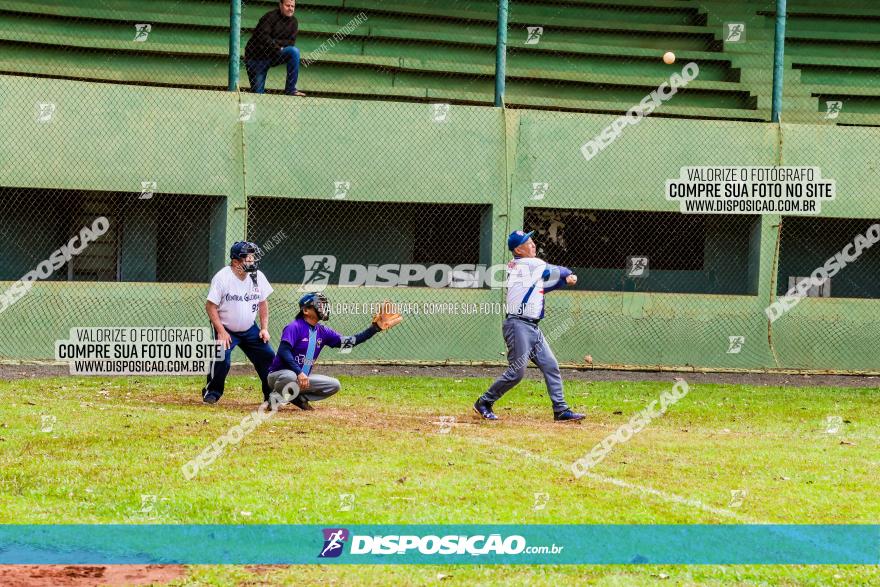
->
[[1, 371, 878, 585]]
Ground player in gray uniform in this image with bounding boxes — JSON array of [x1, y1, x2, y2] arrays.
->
[[474, 230, 585, 422]]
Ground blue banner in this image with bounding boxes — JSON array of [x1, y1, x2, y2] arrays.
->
[[0, 525, 876, 565]]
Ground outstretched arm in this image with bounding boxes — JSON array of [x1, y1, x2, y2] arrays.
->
[[335, 324, 381, 350], [327, 302, 402, 349], [327, 301, 403, 349]]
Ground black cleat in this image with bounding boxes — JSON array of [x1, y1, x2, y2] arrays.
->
[[554, 409, 585, 422], [473, 399, 498, 420], [291, 395, 315, 411], [202, 389, 221, 404]]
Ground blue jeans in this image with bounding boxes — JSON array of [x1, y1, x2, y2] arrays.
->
[[246, 46, 301, 95], [204, 323, 276, 401]]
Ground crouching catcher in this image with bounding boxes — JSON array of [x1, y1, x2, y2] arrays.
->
[[266, 293, 402, 410]]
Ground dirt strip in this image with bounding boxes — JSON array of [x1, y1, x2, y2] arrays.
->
[[1, 362, 877, 388], [0, 565, 186, 587]]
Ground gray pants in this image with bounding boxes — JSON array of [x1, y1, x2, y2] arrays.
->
[[480, 316, 568, 413], [266, 370, 341, 403]]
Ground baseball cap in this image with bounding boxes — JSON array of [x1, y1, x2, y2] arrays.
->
[[507, 230, 534, 252]]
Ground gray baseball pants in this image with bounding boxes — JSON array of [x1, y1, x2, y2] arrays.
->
[[480, 316, 569, 413], [266, 370, 341, 403]]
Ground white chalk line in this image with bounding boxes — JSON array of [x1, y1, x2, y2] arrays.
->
[[467, 436, 756, 522]]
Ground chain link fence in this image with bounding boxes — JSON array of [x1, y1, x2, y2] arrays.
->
[[503, 0, 769, 119], [1, 0, 879, 372]]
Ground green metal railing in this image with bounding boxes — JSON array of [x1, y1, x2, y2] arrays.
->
[[228, 0, 242, 91], [223, 1, 791, 119], [771, 0, 787, 122]]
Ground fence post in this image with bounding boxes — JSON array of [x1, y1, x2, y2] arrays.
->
[[771, 0, 787, 122], [494, 0, 509, 107], [228, 0, 242, 91]]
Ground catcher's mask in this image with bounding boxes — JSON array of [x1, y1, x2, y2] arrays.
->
[[299, 292, 330, 321], [230, 241, 262, 274]]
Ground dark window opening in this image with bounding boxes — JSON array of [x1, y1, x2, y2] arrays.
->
[[777, 217, 880, 299], [247, 198, 491, 285], [524, 208, 760, 295], [0, 188, 223, 283]]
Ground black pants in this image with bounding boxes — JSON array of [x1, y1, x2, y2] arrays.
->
[[204, 324, 275, 401]]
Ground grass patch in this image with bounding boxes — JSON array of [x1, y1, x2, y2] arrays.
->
[[0, 374, 877, 584]]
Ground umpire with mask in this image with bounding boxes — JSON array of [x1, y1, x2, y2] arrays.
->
[[202, 242, 275, 404]]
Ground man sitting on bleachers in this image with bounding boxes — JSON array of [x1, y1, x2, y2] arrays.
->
[[245, 0, 306, 96]]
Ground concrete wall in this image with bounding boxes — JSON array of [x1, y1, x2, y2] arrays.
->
[[1, 75, 879, 371]]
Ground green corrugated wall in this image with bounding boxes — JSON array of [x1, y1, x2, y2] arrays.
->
[[1, 75, 879, 372]]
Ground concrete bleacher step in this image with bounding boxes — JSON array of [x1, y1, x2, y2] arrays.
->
[[804, 83, 880, 97], [0, 0, 756, 111], [0, 36, 752, 110], [827, 112, 880, 126], [0, 3, 730, 66], [739, 68, 801, 84], [803, 93, 880, 114], [341, 0, 707, 32], [761, 3, 880, 20], [0, 39, 758, 115], [2, 0, 878, 121], [0, 10, 712, 68], [787, 53, 880, 70], [0, 0, 714, 40], [722, 41, 774, 54], [0, 14, 722, 82], [756, 96, 818, 111], [430, 86, 766, 121], [0, 0, 228, 27], [787, 29, 880, 44]]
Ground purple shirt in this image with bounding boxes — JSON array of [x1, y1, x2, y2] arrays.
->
[[268, 318, 342, 374]]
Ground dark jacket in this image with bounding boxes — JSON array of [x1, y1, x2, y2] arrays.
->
[[245, 9, 299, 60]]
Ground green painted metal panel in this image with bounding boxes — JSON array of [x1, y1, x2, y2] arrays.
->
[[780, 124, 880, 218], [242, 95, 506, 205], [0, 75, 241, 196], [0, 76, 878, 372], [0, 282, 506, 363], [510, 112, 780, 211]]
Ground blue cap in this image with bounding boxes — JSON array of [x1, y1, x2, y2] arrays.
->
[[507, 230, 534, 252]]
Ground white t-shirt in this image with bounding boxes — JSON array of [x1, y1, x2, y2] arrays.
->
[[206, 266, 273, 333]]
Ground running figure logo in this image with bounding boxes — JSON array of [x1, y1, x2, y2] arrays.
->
[[333, 181, 351, 199], [140, 181, 156, 200], [530, 182, 549, 200], [36, 102, 56, 123], [525, 26, 544, 45], [725, 23, 745, 42], [134, 24, 152, 42], [626, 256, 649, 278], [727, 335, 745, 354], [431, 103, 450, 123], [319, 528, 350, 558], [239, 103, 256, 122], [299, 255, 337, 291], [824, 101, 843, 120]]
